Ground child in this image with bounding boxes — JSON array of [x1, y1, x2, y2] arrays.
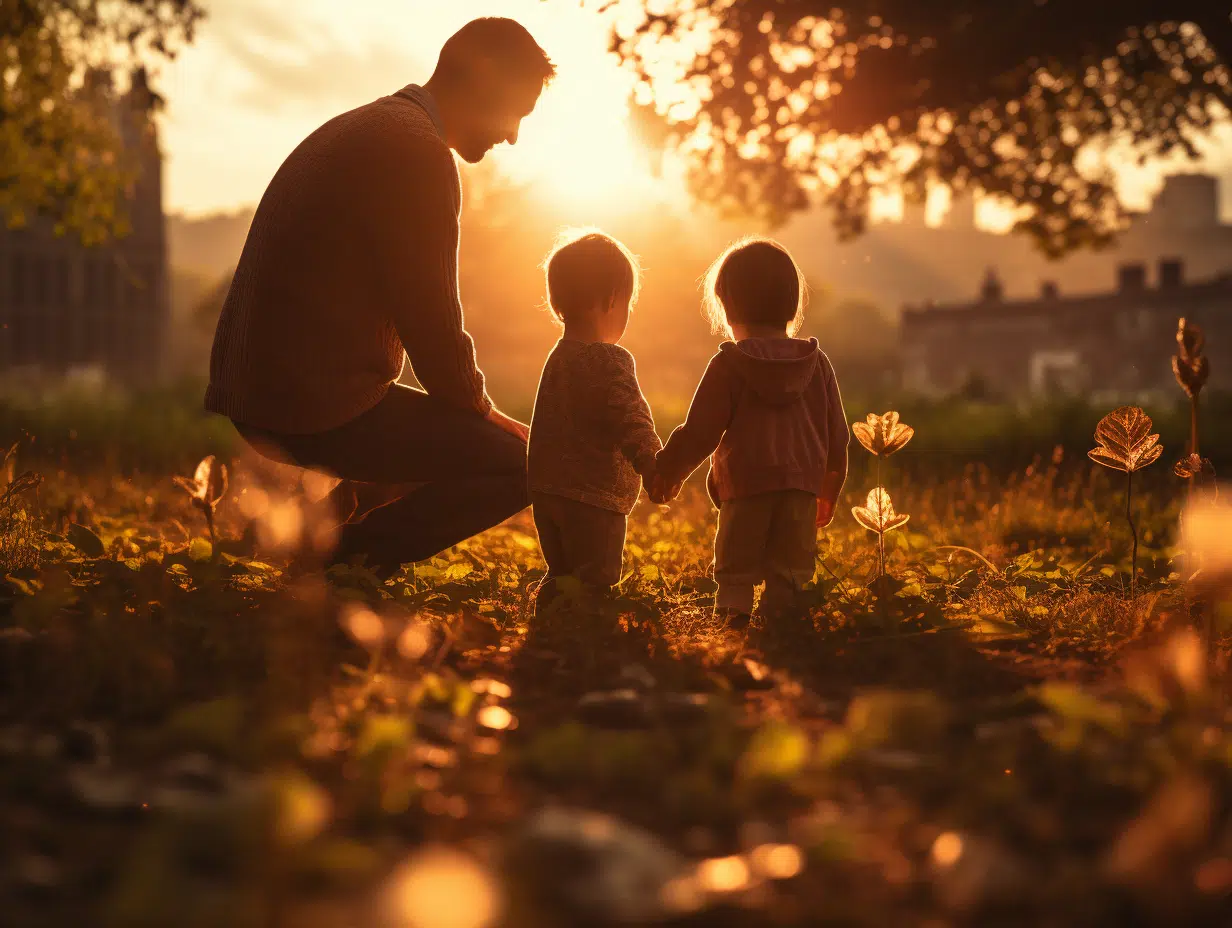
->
[[650, 237, 849, 625], [527, 230, 661, 609]]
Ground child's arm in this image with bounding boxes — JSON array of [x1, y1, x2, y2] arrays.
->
[[816, 354, 850, 526], [595, 351, 662, 477], [654, 355, 736, 491]]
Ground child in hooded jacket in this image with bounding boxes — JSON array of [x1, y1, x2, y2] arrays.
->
[[649, 238, 849, 624]]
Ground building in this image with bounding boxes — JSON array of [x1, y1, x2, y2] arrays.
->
[[0, 78, 168, 384], [900, 258, 1232, 398]]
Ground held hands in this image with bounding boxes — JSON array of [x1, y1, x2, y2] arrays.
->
[[486, 406, 530, 443], [645, 469, 683, 506]]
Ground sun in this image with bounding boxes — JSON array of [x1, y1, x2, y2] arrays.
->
[[485, 7, 680, 217]]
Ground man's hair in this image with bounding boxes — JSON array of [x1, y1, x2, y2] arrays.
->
[[434, 17, 556, 89], [545, 229, 641, 323], [703, 237, 806, 337]]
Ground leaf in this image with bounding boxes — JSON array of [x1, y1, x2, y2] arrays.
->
[[443, 562, 474, 582], [640, 564, 660, 582], [851, 487, 910, 534], [177, 455, 228, 506], [66, 522, 105, 557], [852, 411, 914, 457], [1088, 406, 1162, 473], [1174, 454, 1214, 480], [739, 720, 809, 781], [188, 537, 213, 562]]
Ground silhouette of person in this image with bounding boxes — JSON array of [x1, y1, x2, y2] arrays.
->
[[204, 19, 554, 575]]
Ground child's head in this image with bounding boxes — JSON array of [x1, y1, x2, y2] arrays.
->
[[703, 237, 806, 339], [544, 228, 641, 343]]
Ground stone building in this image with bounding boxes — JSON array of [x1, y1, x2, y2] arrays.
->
[[900, 258, 1232, 398], [0, 81, 168, 384]]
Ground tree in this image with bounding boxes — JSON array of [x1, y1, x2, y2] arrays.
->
[[605, 1, 1232, 257], [0, 0, 203, 244]]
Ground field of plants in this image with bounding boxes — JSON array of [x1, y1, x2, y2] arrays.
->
[[2, 364, 1232, 926]]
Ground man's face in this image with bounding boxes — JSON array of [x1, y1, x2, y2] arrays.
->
[[452, 78, 543, 163]]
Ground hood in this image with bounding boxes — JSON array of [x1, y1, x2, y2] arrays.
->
[[720, 337, 822, 406]]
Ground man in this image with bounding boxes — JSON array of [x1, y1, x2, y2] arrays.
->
[[205, 18, 553, 574]]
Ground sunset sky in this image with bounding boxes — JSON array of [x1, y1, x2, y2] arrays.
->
[[157, 0, 1232, 224]]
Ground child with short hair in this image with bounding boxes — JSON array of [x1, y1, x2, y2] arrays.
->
[[527, 229, 661, 608], [650, 237, 849, 625]]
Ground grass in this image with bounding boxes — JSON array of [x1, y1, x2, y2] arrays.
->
[[2, 436, 1231, 928]]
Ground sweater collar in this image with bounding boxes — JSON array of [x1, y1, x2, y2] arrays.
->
[[394, 84, 445, 140]]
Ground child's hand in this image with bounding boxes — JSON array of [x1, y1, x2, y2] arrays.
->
[[646, 472, 679, 505], [816, 497, 835, 527]]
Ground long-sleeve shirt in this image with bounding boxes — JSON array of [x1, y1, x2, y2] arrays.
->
[[527, 340, 662, 514], [655, 337, 849, 504], [204, 84, 491, 435]]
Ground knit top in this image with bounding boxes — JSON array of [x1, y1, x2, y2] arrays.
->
[[527, 340, 662, 514], [204, 86, 492, 434]]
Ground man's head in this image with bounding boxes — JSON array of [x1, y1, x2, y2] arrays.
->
[[425, 18, 555, 163]]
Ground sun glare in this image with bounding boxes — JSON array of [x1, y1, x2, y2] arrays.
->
[[486, 9, 679, 216]]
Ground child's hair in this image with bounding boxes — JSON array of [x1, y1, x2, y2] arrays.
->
[[544, 228, 641, 323], [702, 236, 806, 338]]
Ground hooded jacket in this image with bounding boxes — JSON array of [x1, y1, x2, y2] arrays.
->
[[655, 337, 849, 504]]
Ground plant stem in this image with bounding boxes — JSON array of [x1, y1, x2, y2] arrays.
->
[[1125, 469, 1137, 600], [877, 528, 885, 578], [1190, 394, 1200, 457]]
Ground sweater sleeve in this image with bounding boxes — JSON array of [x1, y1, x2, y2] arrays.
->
[[819, 352, 850, 495], [654, 354, 736, 488], [602, 351, 662, 476], [366, 139, 492, 416], [570, 347, 661, 475]]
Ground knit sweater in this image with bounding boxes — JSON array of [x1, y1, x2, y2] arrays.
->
[[527, 340, 662, 514], [655, 337, 849, 504], [204, 86, 492, 434]]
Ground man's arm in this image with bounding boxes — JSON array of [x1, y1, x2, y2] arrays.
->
[[654, 355, 735, 489], [366, 140, 493, 418]]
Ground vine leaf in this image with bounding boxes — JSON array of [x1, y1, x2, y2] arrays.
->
[[1087, 407, 1162, 474]]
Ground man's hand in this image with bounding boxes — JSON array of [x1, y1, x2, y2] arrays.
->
[[486, 406, 530, 443]]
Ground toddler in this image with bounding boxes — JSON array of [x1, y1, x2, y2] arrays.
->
[[527, 230, 661, 608], [650, 237, 849, 624]]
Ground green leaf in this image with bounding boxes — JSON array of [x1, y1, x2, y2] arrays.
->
[[1035, 682, 1125, 735], [67, 522, 105, 557], [739, 720, 809, 781], [188, 537, 213, 562], [354, 714, 412, 759], [443, 562, 474, 581]]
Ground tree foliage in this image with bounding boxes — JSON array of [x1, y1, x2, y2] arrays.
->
[[607, 0, 1232, 256], [0, 0, 203, 244]]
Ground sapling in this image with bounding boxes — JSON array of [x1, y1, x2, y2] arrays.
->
[[851, 487, 910, 579], [1172, 317, 1209, 458], [1087, 406, 1162, 598], [174, 455, 229, 553]]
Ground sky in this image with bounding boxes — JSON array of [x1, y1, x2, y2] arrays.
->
[[156, 0, 1232, 223]]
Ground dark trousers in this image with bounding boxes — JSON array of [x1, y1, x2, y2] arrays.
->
[[234, 384, 528, 572], [531, 492, 627, 608]]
